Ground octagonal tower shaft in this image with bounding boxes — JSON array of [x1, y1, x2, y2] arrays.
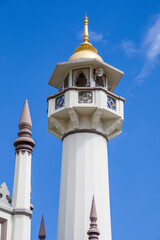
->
[[58, 131, 111, 240]]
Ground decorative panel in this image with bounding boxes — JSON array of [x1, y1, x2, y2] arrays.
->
[[107, 96, 116, 110], [56, 95, 64, 109], [78, 91, 92, 103]]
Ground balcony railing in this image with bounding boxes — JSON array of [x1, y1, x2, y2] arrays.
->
[[55, 94, 64, 109], [107, 96, 116, 110], [48, 86, 125, 115]]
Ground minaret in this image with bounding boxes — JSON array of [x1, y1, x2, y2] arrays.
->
[[38, 215, 46, 240], [47, 16, 125, 240], [12, 99, 35, 240]]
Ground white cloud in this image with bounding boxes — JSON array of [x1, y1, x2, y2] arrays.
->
[[134, 62, 156, 85], [77, 30, 104, 43], [89, 31, 103, 43], [135, 14, 160, 84], [144, 14, 160, 61], [121, 40, 137, 57]]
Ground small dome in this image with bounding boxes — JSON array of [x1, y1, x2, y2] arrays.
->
[[68, 49, 103, 61], [68, 16, 103, 62]]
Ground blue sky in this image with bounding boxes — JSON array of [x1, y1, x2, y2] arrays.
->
[[0, 0, 160, 239]]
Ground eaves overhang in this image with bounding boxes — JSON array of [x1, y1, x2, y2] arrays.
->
[[48, 58, 124, 92]]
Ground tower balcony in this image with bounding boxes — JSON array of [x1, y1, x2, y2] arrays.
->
[[47, 87, 125, 141]]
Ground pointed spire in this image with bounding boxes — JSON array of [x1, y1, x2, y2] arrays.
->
[[83, 15, 89, 43], [90, 196, 97, 220], [68, 15, 103, 61], [87, 196, 100, 240], [14, 99, 35, 153], [38, 215, 46, 239], [19, 99, 32, 129]]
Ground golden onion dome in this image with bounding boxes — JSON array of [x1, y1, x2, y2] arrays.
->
[[68, 16, 103, 61]]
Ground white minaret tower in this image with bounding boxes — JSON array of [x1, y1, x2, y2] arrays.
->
[[47, 16, 125, 240], [0, 100, 35, 240], [12, 99, 35, 240]]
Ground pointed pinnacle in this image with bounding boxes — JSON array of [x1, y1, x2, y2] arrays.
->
[[83, 15, 89, 43], [14, 99, 35, 153], [90, 195, 97, 221], [19, 99, 32, 129], [38, 215, 46, 239], [87, 196, 100, 240]]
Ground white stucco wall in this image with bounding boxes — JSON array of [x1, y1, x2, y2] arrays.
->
[[11, 215, 31, 240], [11, 151, 32, 240], [0, 207, 13, 240], [57, 132, 112, 240], [12, 151, 31, 209]]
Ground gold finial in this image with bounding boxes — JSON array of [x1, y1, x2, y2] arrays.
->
[[83, 15, 89, 43], [68, 15, 103, 61]]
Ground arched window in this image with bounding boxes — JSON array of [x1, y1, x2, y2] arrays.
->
[[95, 75, 106, 87], [76, 73, 87, 87]]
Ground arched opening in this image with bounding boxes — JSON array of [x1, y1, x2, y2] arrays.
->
[[76, 73, 87, 87], [95, 76, 105, 87]]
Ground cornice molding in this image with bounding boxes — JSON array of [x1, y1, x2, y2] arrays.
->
[[62, 129, 108, 141], [0, 204, 32, 218]]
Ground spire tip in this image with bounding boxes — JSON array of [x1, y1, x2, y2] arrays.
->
[[83, 15, 89, 43], [87, 195, 100, 239], [38, 215, 46, 239], [19, 99, 32, 129]]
